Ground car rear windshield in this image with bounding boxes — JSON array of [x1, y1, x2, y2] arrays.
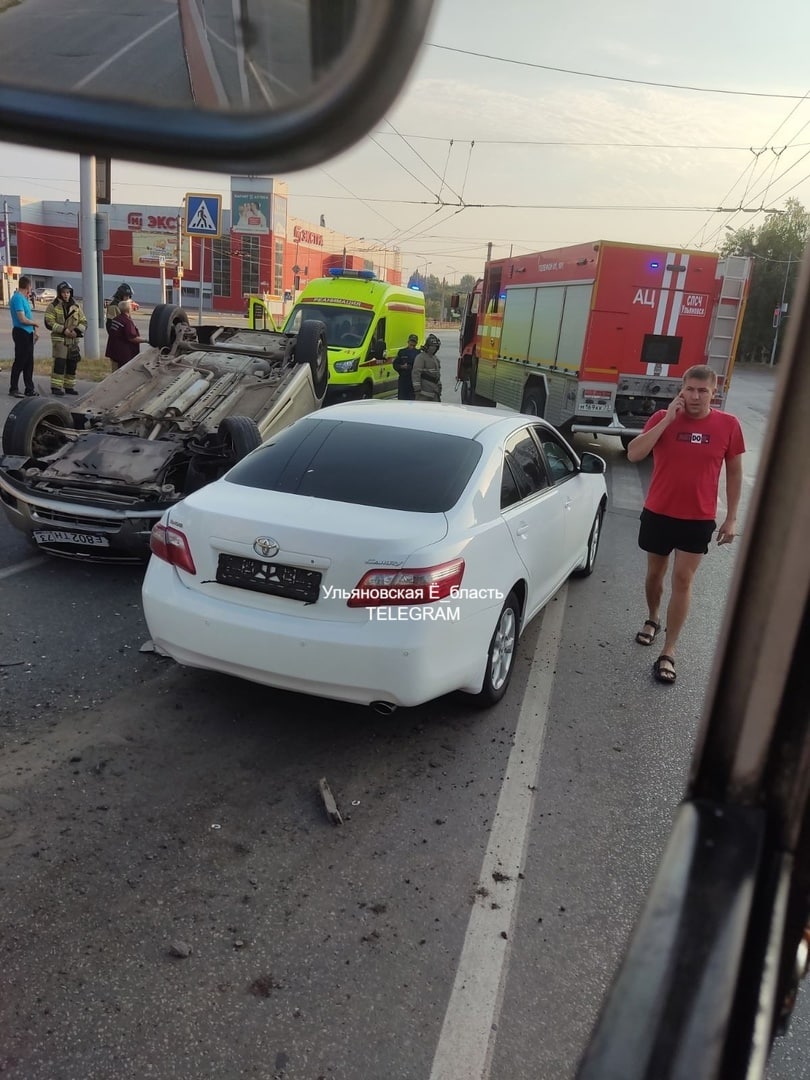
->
[[226, 418, 483, 513]]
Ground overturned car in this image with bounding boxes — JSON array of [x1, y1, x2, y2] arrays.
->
[[0, 305, 328, 560]]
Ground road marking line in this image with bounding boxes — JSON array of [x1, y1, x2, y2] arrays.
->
[[74, 11, 177, 90], [429, 587, 567, 1080], [0, 557, 44, 581]]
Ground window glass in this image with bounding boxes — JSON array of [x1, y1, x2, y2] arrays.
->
[[534, 428, 578, 483], [283, 304, 374, 347], [500, 458, 522, 509], [227, 419, 483, 513], [503, 430, 549, 499]]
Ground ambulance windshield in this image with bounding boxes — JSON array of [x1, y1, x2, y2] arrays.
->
[[284, 304, 374, 348]]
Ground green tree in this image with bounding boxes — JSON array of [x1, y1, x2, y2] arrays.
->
[[721, 198, 809, 364]]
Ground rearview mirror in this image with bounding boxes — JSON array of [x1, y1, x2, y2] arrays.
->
[[0, 1, 434, 173], [580, 452, 607, 475]]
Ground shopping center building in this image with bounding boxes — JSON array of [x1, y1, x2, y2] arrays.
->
[[1, 177, 402, 316]]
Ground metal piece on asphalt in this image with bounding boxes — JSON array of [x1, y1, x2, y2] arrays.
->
[[318, 777, 343, 826]]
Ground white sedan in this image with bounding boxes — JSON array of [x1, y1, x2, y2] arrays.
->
[[142, 401, 607, 710]]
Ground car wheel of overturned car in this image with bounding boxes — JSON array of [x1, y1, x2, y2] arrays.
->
[[218, 416, 262, 460], [467, 591, 520, 708], [148, 304, 190, 349], [293, 320, 328, 398], [572, 507, 604, 578], [2, 398, 74, 458]]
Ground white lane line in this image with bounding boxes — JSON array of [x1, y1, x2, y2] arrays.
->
[[0, 557, 44, 581], [74, 11, 178, 90], [429, 587, 567, 1080]]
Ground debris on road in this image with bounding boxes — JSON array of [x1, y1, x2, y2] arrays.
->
[[139, 639, 170, 656], [169, 941, 193, 959], [318, 777, 343, 825]]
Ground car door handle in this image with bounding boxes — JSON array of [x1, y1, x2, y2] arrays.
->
[[516, 523, 529, 538], [564, 498, 573, 510]]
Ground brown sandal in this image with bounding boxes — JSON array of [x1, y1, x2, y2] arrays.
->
[[635, 619, 660, 646], [653, 655, 676, 684]]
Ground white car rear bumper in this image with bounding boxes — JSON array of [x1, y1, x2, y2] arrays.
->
[[142, 559, 501, 707]]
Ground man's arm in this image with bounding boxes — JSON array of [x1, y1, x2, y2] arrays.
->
[[717, 454, 743, 544], [11, 298, 37, 328], [411, 354, 423, 395], [626, 396, 684, 462]]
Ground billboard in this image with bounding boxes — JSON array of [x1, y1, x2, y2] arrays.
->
[[132, 232, 179, 267], [232, 192, 270, 234]]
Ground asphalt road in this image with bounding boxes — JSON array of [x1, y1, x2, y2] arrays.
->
[[0, 356, 805, 1079]]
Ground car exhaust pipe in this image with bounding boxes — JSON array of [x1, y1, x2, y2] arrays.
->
[[370, 700, 398, 716]]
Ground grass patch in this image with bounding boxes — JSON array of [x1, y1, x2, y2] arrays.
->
[[0, 357, 112, 383], [31, 357, 112, 381]]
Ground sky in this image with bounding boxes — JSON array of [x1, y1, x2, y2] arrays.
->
[[3, 0, 810, 283]]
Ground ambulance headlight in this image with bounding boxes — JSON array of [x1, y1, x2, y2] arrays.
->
[[334, 359, 359, 372]]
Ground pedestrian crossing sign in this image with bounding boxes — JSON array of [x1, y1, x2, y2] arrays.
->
[[185, 193, 222, 238]]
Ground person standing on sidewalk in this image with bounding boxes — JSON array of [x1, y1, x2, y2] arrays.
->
[[8, 275, 39, 398], [44, 281, 87, 396], [627, 364, 745, 685]]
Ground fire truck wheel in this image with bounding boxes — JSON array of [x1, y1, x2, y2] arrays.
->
[[520, 387, 546, 417], [466, 591, 521, 708]]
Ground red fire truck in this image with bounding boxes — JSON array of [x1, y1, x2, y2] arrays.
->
[[455, 240, 751, 448]]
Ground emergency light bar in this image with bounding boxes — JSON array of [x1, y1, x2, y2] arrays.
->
[[327, 269, 377, 280]]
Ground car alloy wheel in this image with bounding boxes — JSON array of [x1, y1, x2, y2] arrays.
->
[[468, 591, 520, 708]]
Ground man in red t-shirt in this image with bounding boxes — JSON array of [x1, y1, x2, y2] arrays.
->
[[626, 365, 745, 685]]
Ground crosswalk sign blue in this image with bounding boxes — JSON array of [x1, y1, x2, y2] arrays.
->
[[185, 193, 222, 238]]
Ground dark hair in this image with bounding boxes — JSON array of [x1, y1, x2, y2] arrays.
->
[[19, 275, 31, 289]]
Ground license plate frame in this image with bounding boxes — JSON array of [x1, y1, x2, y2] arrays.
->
[[216, 554, 321, 603], [32, 529, 110, 547]]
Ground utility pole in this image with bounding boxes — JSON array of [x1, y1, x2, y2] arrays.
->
[[486, 241, 492, 262], [769, 253, 793, 367], [79, 156, 100, 360], [176, 206, 184, 307], [2, 200, 10, 305]]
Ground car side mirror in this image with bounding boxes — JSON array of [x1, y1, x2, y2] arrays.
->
[[580, 452, 606, 474], [372, 340, 386, 360]]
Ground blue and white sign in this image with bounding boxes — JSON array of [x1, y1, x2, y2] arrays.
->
[[185, 193, 222, 238]]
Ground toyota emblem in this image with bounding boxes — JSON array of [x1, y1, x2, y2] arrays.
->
[[253, 536, 279, 559]]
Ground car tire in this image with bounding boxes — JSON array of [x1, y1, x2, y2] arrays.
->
[[572, 507, 604, 578], [148, 304, 190, 349], [521, 386, 546, 417], [468, 591, 520, 708], [218, 416, 262, 460], [293, 320, 328, 398], [2, 398, 74, 457]]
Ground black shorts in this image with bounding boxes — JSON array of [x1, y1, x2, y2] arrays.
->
[[638, 509, 716, 556]]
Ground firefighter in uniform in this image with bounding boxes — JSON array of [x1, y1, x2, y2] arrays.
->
[[44, 281, 88, 396], [105, 282, 134, 330]]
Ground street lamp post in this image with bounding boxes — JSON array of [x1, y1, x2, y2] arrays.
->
[[769, 253, 793, 367]]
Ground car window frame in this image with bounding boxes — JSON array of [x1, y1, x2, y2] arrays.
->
[[530, 424, 580, 486], [501, 427, 552, 509]]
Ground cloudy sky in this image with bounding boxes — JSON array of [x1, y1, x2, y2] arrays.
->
[[3, 0, 810, 281]]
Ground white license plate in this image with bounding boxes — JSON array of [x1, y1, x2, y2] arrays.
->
[[33, 530, 110, 547]]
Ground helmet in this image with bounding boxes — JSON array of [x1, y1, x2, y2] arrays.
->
[[425, 333, 441, 350], [114, 282, 133, 301], [56, 281, 73, 296]]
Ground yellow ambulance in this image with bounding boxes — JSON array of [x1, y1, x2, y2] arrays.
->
[[279, 269, 426, 402]]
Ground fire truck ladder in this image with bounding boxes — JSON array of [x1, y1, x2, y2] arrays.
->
[[706, 255, 751, 381]]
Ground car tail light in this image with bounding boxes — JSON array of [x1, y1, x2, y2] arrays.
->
[[347, 558, 464, 607], [150, 523, 197, 575]]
